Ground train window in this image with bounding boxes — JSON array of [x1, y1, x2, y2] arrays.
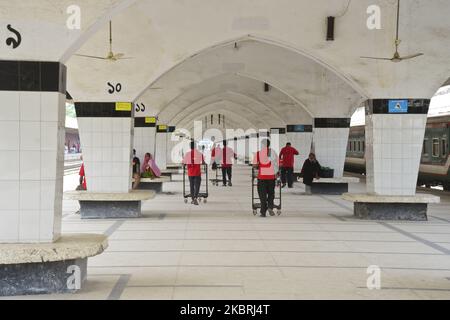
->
[[423, 139, 429, 156], [362, 141, 365, 152], [442, 139, 447, 157], [432, 138, 439, 157], [357, 141, 361, 152]]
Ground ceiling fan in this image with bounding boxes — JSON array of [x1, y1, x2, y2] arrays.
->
[[75, 21, 133, 61], [360, 0, 423, 62]]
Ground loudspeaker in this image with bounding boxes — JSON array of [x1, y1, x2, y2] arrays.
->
[[327, 16, 335, 41]]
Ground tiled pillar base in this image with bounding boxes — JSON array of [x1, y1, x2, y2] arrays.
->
[[155, 127, 168, 170], [75, 102, 133, 193], [285, 125, 313, 173], [0, 60, 66, 243], [0, 258, 87, 296], [133, 117, 156, 162], [313, 119, 350, 178], [365, 99, 430, 196]]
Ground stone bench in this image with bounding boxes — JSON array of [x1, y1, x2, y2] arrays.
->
[[0, 234, 107, 296], [133, 176, 170, 192], [64, 190, 155, 219], [342, 193, 440, 221], [160, 169, 181, 180], [310, 177, 360, 195], [166, 164, 182, 170]]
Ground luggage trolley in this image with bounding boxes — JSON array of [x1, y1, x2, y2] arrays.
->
[[251, 167, 282, 215], [183, 164, 209, 203], [210, 164, 222, 186]]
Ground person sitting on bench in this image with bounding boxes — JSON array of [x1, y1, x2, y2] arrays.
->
[[141, 152, 161, 178]]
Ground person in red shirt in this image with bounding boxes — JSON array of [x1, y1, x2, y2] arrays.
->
[[253, 139, 279, 217], [78, 158, 87, 190], [279, 142, 299, 188], [212, 140, 237, 187], [183, 140, 205, 205]]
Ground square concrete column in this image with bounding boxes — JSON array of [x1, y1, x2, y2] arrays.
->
[[0, 60, 66, 243], [155, 125, 168, 170], [313, 118, 350, 178], [75, 102, 133, 193], [286, 125, 313, 173], [166, 126, 177, 164], [133, 117, 156, 162], [365, 99, 429, 196]]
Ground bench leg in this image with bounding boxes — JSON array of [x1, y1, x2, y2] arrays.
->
[[0, 258, 87, 296], [354, 202, 428, 221], [79, 201, 142, 219]]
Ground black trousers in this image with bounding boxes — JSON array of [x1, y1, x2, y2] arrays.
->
[[189, 176, 201, 199], [257, 179, 276, 214], [281, 167, 294, 187], [222, 166, 232, 185]]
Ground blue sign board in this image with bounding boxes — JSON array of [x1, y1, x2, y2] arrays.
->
[[388, 100, 408, 113]]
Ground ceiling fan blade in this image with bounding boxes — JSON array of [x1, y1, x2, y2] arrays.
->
[[400, 53, 424, 60], [74, 54, 108, 60], [360, 56, 392, 61]]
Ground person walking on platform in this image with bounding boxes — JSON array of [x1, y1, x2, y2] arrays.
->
[[301, 152, 321, 195], [183, 140, 205, 205], [253, 139, 279, 217], [279, 142, 299, 188], [212, 140, 237, 187]]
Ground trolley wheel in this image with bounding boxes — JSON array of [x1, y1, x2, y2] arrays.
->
[[277, 209, 282, 216], [203, 198, 207, 204], [184, 199, 188, 204], [253, 209, 257, 216]]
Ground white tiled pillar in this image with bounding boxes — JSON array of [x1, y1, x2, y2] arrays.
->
[[75, 102, 133, 193], [282, 125, 314, 172], [313, 119, 350, 178], [0, 60, 66, 243], [133, 117, 156, 163], [365, 100, 429, 196], [155, 127, 168, 169]]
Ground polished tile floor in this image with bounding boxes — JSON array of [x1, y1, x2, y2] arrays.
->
[[10, 165, 450, 299]]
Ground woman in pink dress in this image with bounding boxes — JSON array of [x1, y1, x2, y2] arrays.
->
[[141, 153, 161, 178]]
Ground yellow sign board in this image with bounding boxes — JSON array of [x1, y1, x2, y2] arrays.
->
[[145, 117, 156, 124], [158, 125, 167, 131], [115, 102, 132, 111]]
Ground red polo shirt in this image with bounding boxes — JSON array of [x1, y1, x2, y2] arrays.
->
[[279, 145, 299, 168], [183, 149, 204, 177], [211, 146, 236, 168], [253, 148, 277, 180]]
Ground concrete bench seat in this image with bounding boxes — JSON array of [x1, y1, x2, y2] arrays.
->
[[166, 164, 182, 170], [64, 190, 155, 219], [133, 176, 170, 192], [0, 234, 107, 296], [342, 193, 440, 221], [310, 177, 360, 195], [161, 169, 181, 179]]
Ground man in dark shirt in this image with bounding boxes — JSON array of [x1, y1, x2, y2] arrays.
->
[[132, 149, 141, 190]]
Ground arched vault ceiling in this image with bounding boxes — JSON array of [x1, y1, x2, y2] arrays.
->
[[168, 92, 285, 128], [4, 1, 450, 103], [140, 74, 312, 125], [175, 100, 267, 130]]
